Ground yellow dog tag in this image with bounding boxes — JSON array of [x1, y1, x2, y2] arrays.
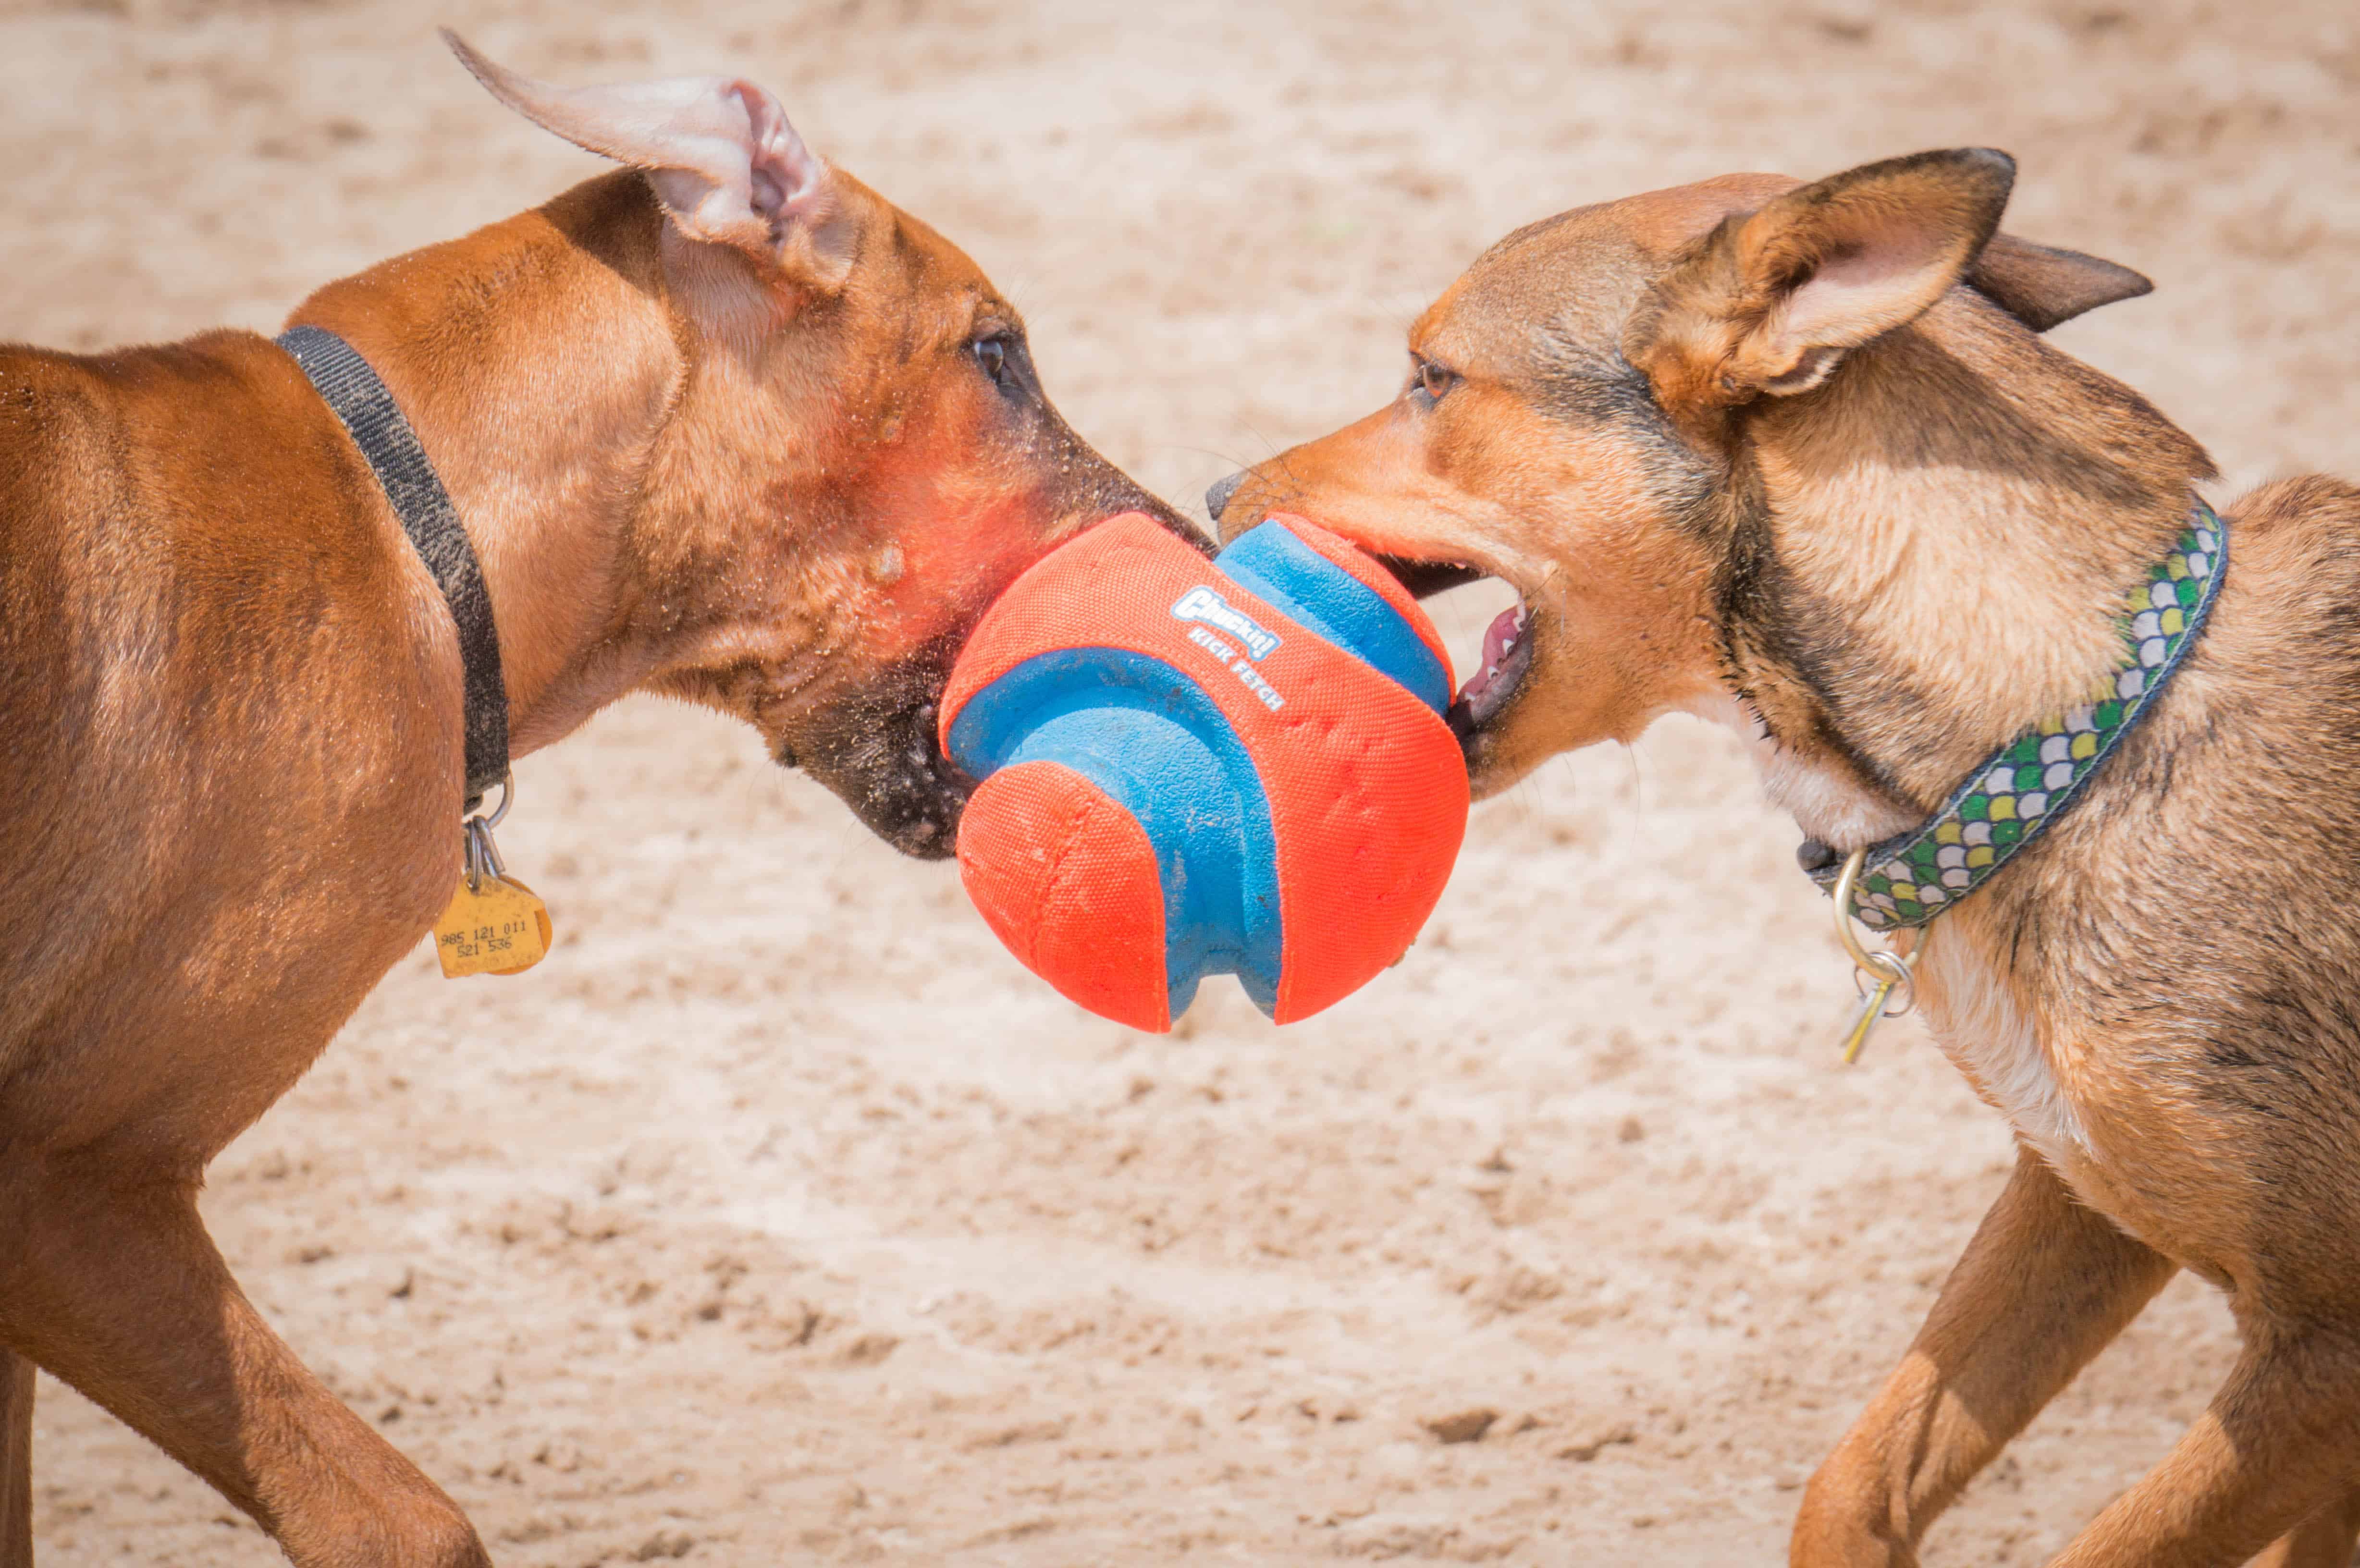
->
[[432, 874, 553, 978]]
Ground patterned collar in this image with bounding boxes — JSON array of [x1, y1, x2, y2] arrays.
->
[[1804, 499, 2226, 930]]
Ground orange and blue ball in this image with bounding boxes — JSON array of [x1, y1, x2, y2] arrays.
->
[[941, 512, 1469, 1031]]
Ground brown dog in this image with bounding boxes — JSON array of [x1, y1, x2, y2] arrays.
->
[[1214, 150, 2360, 1567], [0, 34, 1181, 1568]]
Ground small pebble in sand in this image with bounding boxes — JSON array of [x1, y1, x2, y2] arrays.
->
[[1422, 1408, 1499, 1445]]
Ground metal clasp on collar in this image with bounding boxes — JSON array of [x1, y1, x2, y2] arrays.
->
[[462, 772, 514, 894], [1831, 847, 1927, 1064]]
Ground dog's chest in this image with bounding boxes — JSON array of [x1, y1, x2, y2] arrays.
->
[[1918, 934, 2090, 1170], [1700, 693, 2118, 1178]]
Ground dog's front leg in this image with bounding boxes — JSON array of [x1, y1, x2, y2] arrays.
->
[[1791, 1147, 2174, 1567], [0, 1349, 30, 1568], [0, 1174, 489, 1568]]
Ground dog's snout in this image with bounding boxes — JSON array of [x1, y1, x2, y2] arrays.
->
[[1205, 469, 1247, 523]]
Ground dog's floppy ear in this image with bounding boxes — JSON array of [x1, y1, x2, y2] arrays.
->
[[443, 30, 857, 293], [1631, 148, 2016, 410], [1969, 233, 2152, 332]]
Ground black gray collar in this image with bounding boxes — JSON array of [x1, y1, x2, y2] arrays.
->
[[277, 325, 508, 812]]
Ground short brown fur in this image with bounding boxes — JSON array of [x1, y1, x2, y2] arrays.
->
[[0, 42, 1178, 1568], [1217, 150, 2360, 1566]]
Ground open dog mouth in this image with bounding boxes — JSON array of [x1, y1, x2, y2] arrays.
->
[[1456, 598, 1534, 732], [1374, 554, 1485, 598], [1371, 551, 1534, 743]]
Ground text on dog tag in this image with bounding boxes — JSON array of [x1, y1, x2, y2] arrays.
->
[[433, 874, 553, 978]]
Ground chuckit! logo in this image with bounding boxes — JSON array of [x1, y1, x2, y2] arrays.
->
[[1170, 586, 1282, 661]]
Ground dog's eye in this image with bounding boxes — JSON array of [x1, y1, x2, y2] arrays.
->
[[1408, 355, 1460, 410], [973, 333, 1017, 392]]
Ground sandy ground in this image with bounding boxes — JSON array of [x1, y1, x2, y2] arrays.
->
[[5, 0, 2359, 1562]]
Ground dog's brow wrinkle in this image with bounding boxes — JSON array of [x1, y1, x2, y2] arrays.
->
[[1528, 329, 1654, 421], [1523, 329, 1714, 520]]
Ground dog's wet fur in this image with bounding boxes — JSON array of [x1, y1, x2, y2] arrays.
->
[[0, 35, 1183, 1567], [1217, 149, 2360, 1567]]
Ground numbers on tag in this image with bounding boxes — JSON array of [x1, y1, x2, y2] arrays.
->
[[432, 874, 553, 979]]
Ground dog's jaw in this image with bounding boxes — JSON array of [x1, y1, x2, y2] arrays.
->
[[1674, 689, 1922, 850], [764, 642, 972, 860]]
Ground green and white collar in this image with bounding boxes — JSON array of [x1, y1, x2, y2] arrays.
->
[[1805, 499, 2226, 930]]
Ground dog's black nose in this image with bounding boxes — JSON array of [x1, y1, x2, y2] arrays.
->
[[1795, 838, 1840, 873], [1205, 469, 1246, 523]]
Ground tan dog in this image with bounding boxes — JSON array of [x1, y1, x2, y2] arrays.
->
[[0, 35, 1182, 1568], [1214, 149, 2360, 1567]]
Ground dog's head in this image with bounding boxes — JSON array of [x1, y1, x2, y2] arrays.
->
[[444, 35, 1192, 858], [1209, 151, 2161, 802]]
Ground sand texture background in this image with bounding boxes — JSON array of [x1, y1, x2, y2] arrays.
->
[[4, 0, 2359, 1562]]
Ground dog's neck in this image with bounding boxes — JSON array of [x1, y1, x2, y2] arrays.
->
[[289, 172, 767, 759], [1699, 293, 2216, 848]]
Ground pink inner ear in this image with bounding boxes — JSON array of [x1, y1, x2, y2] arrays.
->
[[1775, 216, 1959, 350], [731, 81, 828, 224]]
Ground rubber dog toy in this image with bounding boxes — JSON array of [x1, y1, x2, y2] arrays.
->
[[941, 512, 1469, 1031]]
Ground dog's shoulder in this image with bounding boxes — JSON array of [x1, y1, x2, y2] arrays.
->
[[2227, 473, 2360, 540], [0, 331, 302, 511], [2214, 475, 2360, 665], [1, 327, 420, 737], [0, 342, 114, 515], [2, 329, 390, 567]]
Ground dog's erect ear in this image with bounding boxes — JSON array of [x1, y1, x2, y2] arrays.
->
[[1969, 233, 2152, 332], [442, 31, 857, 292], [1633, 148, 2016, 408]]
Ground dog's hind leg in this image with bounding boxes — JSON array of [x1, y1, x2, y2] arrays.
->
[[0, 1348, 32, 1568], [0, 1173, 488, 1568], [2246, 1487, 2360, 1568], [2047, 1325, 2360, 1568], [1791, 1148, 2175, 1568]]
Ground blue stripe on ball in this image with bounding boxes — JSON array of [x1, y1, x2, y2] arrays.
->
[[946, 649, 1282, 1020], [1217, 522, 1452, 713]]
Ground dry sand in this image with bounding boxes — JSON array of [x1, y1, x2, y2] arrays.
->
[[5, 0, 2358, 1562]]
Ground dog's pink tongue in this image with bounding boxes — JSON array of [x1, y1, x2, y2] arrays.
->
[[1461, 603, 1523, 703]]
